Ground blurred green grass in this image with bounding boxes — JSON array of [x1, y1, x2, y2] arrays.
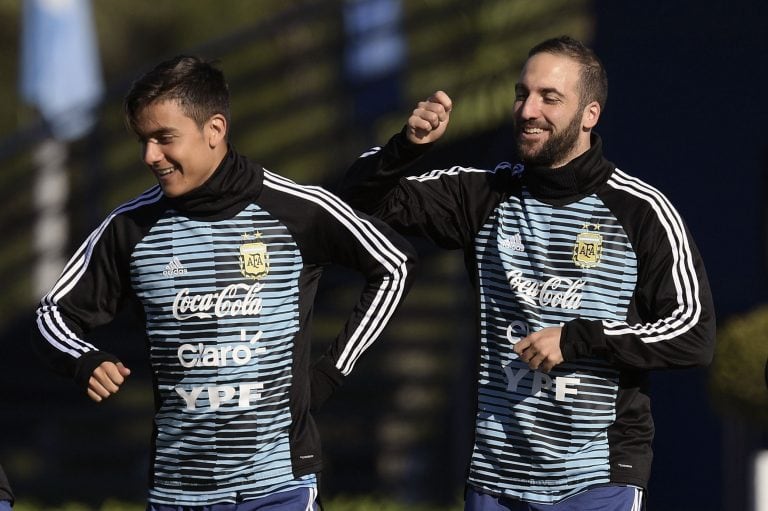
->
[[13, 496, 464, 511]]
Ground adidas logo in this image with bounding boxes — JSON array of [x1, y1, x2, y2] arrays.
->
[[163, 256, 188, 277], [500, 232, 525, 252]]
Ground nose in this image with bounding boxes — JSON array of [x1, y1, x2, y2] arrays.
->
[[142, 141, 163, 166], [516, 96, 540, 121]]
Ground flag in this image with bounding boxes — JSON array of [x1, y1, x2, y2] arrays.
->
[[20, 0, 104, 141]]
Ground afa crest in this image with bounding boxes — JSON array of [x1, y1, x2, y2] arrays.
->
[[239, 232, 269, 280], [572, 223, 603, 269]]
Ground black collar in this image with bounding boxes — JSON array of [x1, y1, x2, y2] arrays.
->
[[520, 134, 614, 205], [166, 146, 264, 220]]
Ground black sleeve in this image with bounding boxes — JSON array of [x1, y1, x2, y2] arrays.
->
[[561, 189, 716, 370], [31, 216, 129, 388], [339, 130, 504, 249], [337, 127, 433, 211], [265, 182, 418, 410], [314, 205, 417, 409]]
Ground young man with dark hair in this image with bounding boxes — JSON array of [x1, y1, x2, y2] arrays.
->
[[339, 36, 716, 511], [32, 55, 417, 510]]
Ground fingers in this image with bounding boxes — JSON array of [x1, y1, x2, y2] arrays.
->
[[512, 337, 530, 357], [517, 346, 547, 372], [407, 90, 452, 144], [88, 361, 130, 403], [431, 90, 452, 105], [412, 93, 451, 127], [87, 388, 103, 402], [513, 338, 542, 370], [117, 362, 132, 378], [417, 92, 452, 125], [513, 329, 563, 373], [522, 350, 554, 372], [407, 114, 436, 137], [429, 90, 453, 116]]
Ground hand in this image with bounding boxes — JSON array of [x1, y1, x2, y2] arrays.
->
[[513, 327, 564, 373], [406, 90, 452, 144], [87, 361, 131, 402]]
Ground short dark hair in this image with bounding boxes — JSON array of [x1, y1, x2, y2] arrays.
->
[[528, 36, 608, 110], [124, 55, 230, 135]]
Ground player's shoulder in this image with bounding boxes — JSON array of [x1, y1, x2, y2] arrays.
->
[[262, 168, 339, 201], [260, 168, 351, 222], [99, 185, 168, 235], [606, 167, 677, 209]]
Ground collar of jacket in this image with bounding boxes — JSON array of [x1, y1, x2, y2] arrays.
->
[[166, 145, 264, 220], [520, 133, 614, 205]]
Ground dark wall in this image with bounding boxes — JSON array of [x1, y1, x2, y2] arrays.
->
[[593, 2, 768, 510], [593, 0, 768, 315]]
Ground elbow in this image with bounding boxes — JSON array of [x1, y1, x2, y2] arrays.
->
[[679, 333, 716, 368], [674, 312, 717, 368], [405, 246, 419, 268], [695, 319, 717, 367], [690, 350, 714, 368], [401, 251, 419, 291], [696, 338, 716, 367]]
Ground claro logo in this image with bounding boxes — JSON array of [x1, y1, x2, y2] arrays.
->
[[172, 283, 263, 320]]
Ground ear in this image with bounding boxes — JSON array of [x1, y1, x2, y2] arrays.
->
[[206, 114, 228, 148], [582, 101, 601, 130]]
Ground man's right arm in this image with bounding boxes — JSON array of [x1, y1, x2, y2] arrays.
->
[[337, 90, 452, 215], [339, 91, 499, 249], [32, 216, 131, 400]]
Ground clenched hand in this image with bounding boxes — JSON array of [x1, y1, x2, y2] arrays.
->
[[513, 326, 564, 373], [87, 361, 131, 402]]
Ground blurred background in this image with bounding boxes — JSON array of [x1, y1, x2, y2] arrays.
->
[[0, 0, 767, 510]]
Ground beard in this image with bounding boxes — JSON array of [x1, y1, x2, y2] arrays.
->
[[514, 109, 583, 168]]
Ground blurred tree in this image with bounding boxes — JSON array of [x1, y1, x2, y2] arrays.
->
[[0, 0, 22, 136], [0, 0, 324, 139], [710, 304, 768, 428]]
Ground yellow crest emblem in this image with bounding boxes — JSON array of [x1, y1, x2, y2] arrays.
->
[[573, 224, 603, 269], [239, 233, 269, 280]]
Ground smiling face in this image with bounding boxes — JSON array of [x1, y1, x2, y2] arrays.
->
[[134, 100, 228, 198], [513, 52, 600, 168]]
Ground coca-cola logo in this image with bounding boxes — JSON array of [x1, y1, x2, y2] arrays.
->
[[172, 283, 264, 320], [506, 270, 584, 310]]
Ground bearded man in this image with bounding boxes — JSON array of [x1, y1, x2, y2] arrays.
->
[[338, 35, 715, 511]]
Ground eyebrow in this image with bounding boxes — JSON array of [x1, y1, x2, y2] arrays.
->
[[138, 127, 177, 140], [514, 83, 566, 98], [539, 87, 566, 98]]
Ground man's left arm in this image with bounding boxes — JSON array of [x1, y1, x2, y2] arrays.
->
[[560, 203, 716, 370], [305, 189, 418, 410]]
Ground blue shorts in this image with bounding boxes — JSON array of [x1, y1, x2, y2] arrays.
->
[[0, 501, 11, 511], [147, 487, 319, 511], [466, 485, 644, 511]]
